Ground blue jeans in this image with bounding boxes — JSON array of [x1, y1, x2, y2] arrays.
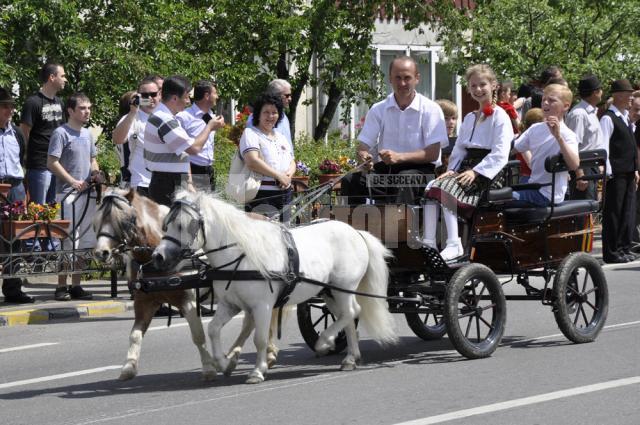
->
[[6, 181, 26, 203], [26, 169, 56, 204], [505, 189, 552, 208]]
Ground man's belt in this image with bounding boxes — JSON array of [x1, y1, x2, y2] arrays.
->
[[190, 163, 213, 175], [0, 177, 23, 186]]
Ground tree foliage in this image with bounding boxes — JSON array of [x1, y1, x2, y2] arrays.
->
[[400, 0, 640, 86], [1, 0, 389, 141]]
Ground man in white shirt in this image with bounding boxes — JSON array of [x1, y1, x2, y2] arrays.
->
[[177, 80, 219, 191], [341, 56, 448, 205], [565, 75, 605, 200], [112, 76, 161, 196]]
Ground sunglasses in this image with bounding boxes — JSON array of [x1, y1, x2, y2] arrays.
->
[[139, 92, 158, 98]]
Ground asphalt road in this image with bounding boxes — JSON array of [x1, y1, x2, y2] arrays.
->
[[1, 262, 639, 425]]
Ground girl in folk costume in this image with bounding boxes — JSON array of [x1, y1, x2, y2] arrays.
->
[[423, 64, 514, 262]]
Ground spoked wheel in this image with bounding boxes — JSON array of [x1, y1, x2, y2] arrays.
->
[[444, 264, 506, 359], [553, 252, 608, 343], [297, 300, 349, 354], [405, 309, 446, 340]]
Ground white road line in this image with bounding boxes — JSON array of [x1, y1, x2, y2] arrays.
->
[[0, 366, 121, 390], [506, 320, 640, 346], [393, 376, 640, 425], [0, 342, 58, 353]]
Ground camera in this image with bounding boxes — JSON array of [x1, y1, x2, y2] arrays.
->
[[131, 94, 151, 107]]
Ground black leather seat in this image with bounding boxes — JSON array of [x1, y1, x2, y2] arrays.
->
[[503, 199, 599, 224]]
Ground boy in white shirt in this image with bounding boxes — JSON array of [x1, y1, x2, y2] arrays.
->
[[511, 84, 580, 207]]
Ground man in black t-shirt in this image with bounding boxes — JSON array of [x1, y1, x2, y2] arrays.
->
[[20, 63, 67, 204]]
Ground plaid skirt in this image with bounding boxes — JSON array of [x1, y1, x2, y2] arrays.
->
[[425, 149, 503, 219]]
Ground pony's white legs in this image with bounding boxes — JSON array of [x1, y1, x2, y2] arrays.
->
[[314, 294, 359, 358], [119, 298, 158, 381], [340, 320, 361, 371], [208, 301, 241, 376], [180, 298, 216, 381], [246, 305, 272, 384], [226, 313, 255, 367], [266, 306, 292, 367]]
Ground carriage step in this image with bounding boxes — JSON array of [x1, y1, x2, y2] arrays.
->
[[387, 296, 422, 304]]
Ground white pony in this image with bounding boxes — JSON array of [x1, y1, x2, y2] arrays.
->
[[93, 188, 281, 381], [152, 190, 397, 384]]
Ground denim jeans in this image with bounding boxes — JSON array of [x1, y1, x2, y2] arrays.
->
[[26, 168, 56, 204], [6, 181, 26, 203]]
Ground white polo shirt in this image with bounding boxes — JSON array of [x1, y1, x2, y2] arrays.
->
[[239, 127, 294, 191], [144, 103, 193, 173], [357, 92, 448, 166], [515, 121, 578, 204]]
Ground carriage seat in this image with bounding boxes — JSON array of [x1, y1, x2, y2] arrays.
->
[[502, 199, 599, 224]]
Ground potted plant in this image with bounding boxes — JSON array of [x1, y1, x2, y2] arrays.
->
[[1, 201, 69, 240], [318, 159, 343, 188], [292, 161, 311, 189]]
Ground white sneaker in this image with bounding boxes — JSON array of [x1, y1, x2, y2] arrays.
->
[[421, 239, 437, 250], [440, 238, 463, 262]]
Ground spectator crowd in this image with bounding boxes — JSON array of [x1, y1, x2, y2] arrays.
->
[[1, 60, 639, 304]]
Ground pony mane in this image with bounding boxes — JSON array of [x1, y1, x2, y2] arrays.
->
[[177, 190, 287, 278], [131, 192, 168, 247]]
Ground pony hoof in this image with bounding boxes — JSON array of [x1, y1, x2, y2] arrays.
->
[[245, 372, 264, 384], [314, 340, 334, 356], [202, 368, 217, 381], [340, 362, 357, 371], [224, 353, 239, 377], [118, 363, 137, 381], [267, 352, 277, 369]]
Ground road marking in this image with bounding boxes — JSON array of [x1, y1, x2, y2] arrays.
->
[[507, 320, 640, 346], [393, 376, 640, 425], [0, 342, 58, 353], [0, 366, 121, 390]]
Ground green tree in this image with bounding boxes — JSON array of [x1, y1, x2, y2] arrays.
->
[[198, 0, 385, 141], [400, 0, 640, 86]]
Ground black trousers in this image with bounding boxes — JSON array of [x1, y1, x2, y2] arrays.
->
[[190, 163, 215, 192], [245, 188, 293, 222], [149, 171, 189, 207], [602, 172, 637, 259], [567, 166, 598, 201], [340, 162, 435, 205]]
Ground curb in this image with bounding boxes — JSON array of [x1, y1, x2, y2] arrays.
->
[[0, 300, 134, 327]]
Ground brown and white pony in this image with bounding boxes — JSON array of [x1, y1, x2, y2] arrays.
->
[[93, 188, 280, 381]]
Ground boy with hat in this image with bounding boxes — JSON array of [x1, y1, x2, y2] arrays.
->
[[565, 75, 605, 200], [600, 79, 639, 263], [0, 87, 33, 303]]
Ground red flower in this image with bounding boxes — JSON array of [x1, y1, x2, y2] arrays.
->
[[482, 103, 494, 116]]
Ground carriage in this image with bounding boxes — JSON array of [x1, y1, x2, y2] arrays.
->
[[294, 149, 608, 359], [99, 148, 609, 384]]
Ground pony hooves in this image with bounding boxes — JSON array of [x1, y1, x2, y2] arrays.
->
[[245, 371, 265, 384], [118, 363, 137, 381], [314, 340, 335, 356]]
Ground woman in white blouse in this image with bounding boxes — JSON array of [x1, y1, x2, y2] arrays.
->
[[423, 64, 514, 262], [239, 94, 295, 221]]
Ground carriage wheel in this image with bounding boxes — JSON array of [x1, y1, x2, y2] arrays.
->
[[444, 264, 506, 359], [297, 300, 348, 354], [552, 252, 608, 343], [405, 310, 446, 340]]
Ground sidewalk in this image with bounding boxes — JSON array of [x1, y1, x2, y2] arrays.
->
[[0, 235, 605, 327], [0, 275, 133, 327]]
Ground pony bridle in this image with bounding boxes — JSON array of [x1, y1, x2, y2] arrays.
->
[[96, 193, 136, 254], [161, 199, 206, 254]]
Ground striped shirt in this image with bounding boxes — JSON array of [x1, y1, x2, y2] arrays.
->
[[143, 103, 193, 173]]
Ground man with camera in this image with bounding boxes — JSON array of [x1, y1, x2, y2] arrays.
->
[[144, 75, 224, 206], [112, 76, 161, 196], [177, 80, 222, 191]]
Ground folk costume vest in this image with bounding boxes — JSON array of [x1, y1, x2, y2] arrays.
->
[[603, 110, 638, 174]]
